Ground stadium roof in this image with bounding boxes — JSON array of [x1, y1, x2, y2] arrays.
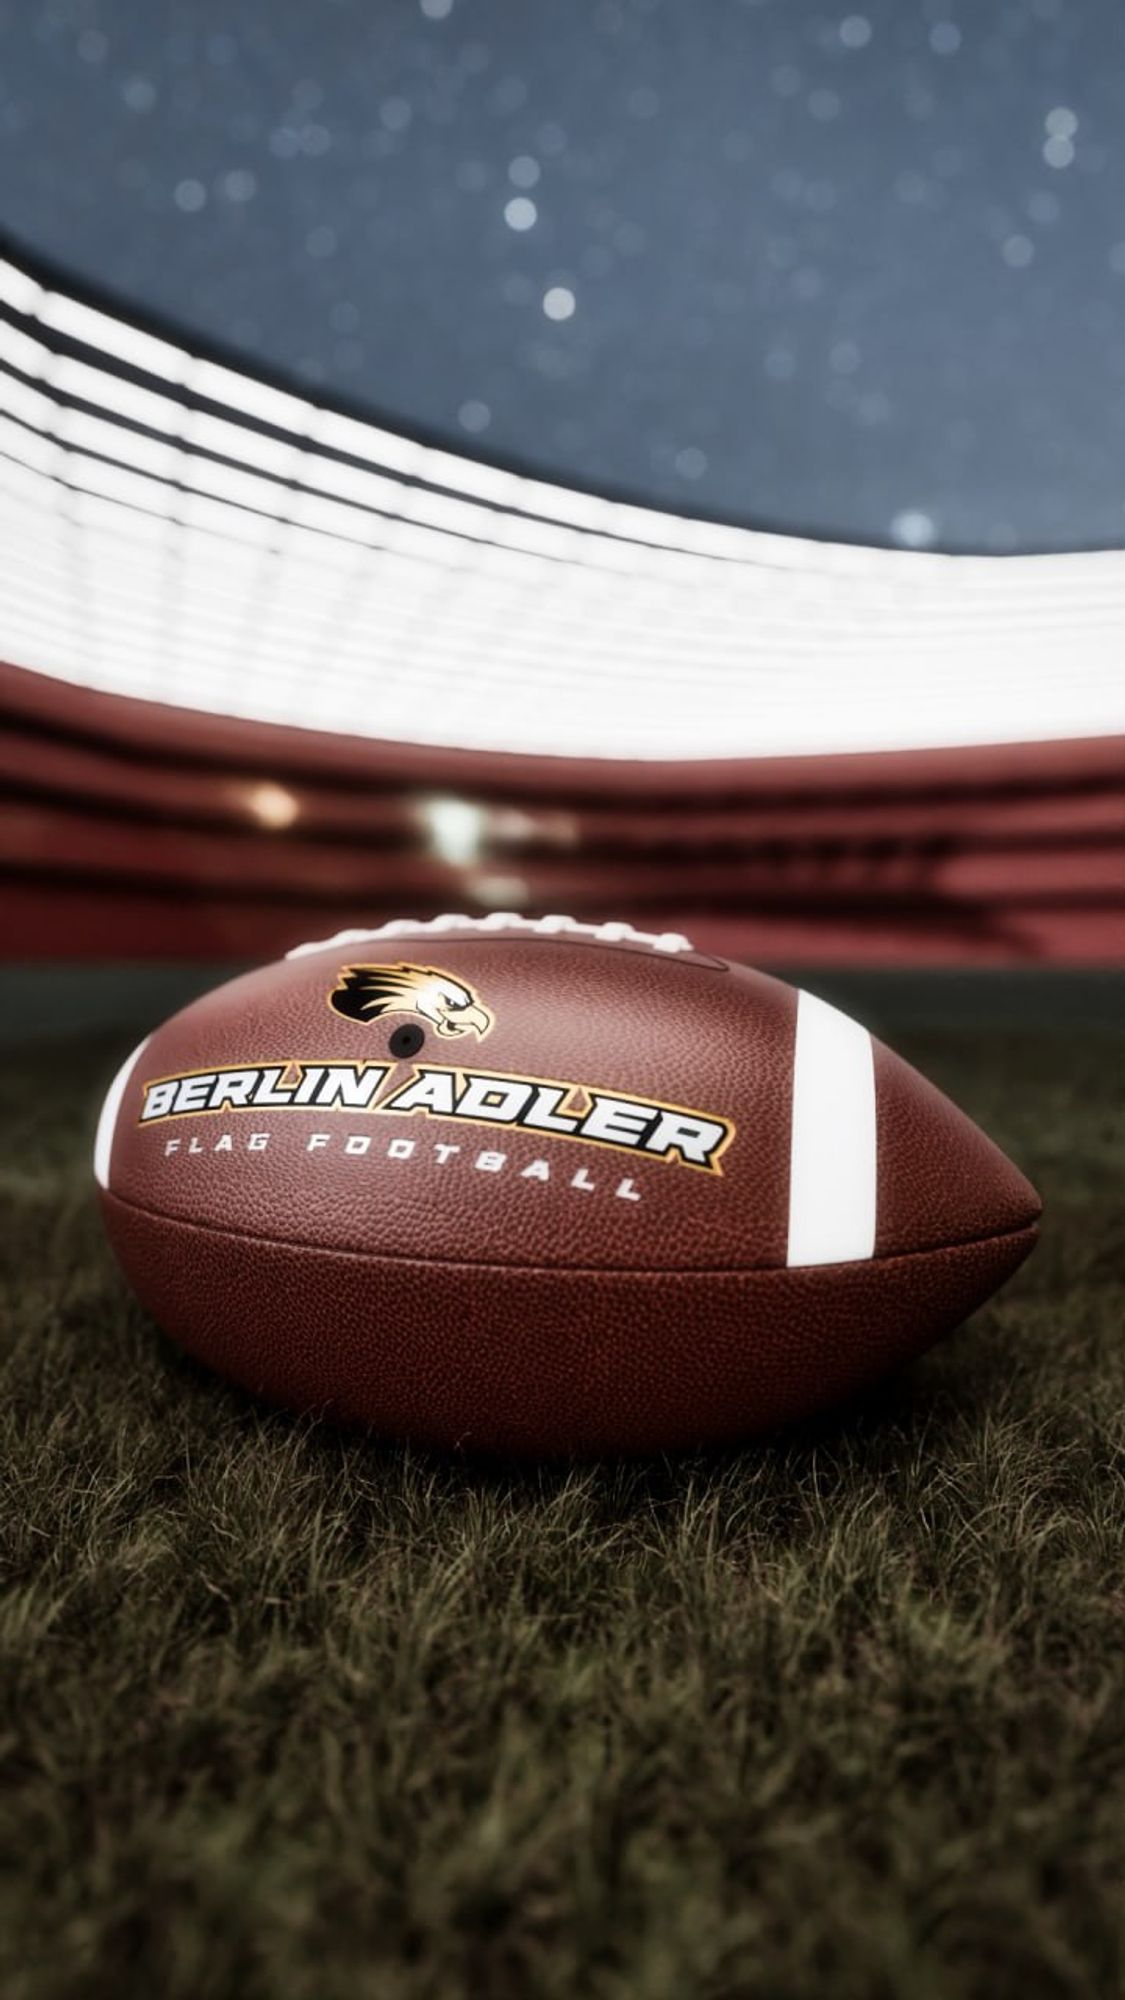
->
[[1, 240, 1122, 762]]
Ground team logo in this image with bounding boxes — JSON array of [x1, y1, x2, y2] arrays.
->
[[137, 1060, 733, 1174], [329, 964, 494, 1041], [137, 961, 734, 1178]]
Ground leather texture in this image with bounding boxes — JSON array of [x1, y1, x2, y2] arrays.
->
[[101, 1193, 1037, 1455], [98, 926, 1042, 1453]]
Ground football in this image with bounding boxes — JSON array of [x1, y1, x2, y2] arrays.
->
[[95, 915, 1041, 1455]]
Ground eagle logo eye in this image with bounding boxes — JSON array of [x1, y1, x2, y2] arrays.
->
[[329, 964, 495, 1042]]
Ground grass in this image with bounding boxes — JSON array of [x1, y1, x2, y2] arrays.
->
[[0, 1022, 1122, 2000]]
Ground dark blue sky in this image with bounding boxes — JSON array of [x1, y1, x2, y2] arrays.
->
[[2, 0, 1124, 551]]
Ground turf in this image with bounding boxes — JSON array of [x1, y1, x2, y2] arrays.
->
[[0, 1024, 1122, 2000]]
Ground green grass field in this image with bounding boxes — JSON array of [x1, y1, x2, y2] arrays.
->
[[1, 1022, 1122, 2000]]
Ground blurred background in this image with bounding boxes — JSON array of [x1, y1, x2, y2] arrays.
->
[[1, 0, 1123, 1031]]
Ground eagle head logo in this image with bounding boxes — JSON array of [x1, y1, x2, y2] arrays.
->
[[329, 963, 494, 1040]]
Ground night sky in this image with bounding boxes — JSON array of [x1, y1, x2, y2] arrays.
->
[[2, 0, 1124, 552]]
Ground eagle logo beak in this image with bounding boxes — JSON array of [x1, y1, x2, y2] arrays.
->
[[436, 1002, 492, 1039]]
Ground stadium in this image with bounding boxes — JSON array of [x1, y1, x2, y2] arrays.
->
[[1, 7, 1122, 1997]]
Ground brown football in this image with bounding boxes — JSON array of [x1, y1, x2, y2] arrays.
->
[[95, 915, 1040, 1455]]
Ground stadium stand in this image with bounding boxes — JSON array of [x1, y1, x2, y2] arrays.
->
[[1, 236, 1122, 965]]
